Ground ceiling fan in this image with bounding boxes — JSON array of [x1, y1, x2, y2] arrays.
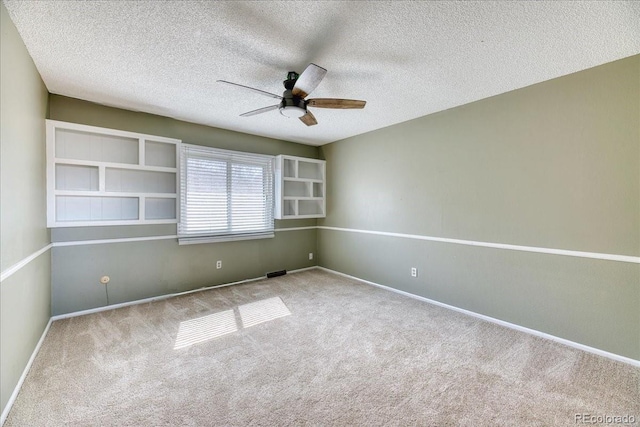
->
[[217, 64, 366, 126]]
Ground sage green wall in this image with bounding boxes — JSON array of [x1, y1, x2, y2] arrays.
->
[[318, 56, 640, 360], [0, 2, 51, 415], [48, 96, 319, 316], [51, 230, 316, 314]]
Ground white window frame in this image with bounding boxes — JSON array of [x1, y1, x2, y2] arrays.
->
[[178, 144, 275, 245]]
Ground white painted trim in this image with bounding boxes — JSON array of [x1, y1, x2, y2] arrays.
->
[[98, 165, 106, 192], [274, 226, 317, 232], [54, 158, 177, 173], [51, 267, 322, 321], [178, 232, 274, 245], [47, 120, 180, 228], [139, 138, 146, 167], [47, 224, 639, 265], [317, 267, 640, 367], [0, 244, 52, 283], [318, 226, 640, 264], [1, 318, 52, 426], [46, 121, 56, 228], [51, 275, 272, 321], [51, 219, 178, 228], [45, 225, 640, 264], [50, 268, 319, 321], [46, 120, 181, 145], [139, 196, 146, 223], [50, 227, 316, 247], [287, 266, 318, 274], [52, 235, 178, 247], [54, 190, 177, 198]]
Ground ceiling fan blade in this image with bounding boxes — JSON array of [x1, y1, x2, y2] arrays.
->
[[299, 111, 318, 126], [240, 104, 280, 117], [217, 80, 282, 100], [308, 98, 366, 109], [292, 64, 327, 98]]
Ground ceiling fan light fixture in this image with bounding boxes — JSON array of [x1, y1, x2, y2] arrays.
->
[[279, 105, 307, 118], [220, 64, 366, 127]]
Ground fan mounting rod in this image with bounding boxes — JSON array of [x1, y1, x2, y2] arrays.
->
[[283, 71, 299, 90], [217, 63, 365, 126]]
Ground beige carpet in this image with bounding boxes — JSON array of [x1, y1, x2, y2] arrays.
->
[[6, 269, 639, 426]]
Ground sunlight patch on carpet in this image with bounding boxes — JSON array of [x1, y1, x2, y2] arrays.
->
[[238, 297, 291, 328], [174, 309, 237, 349], [174, 297, 291, 349]]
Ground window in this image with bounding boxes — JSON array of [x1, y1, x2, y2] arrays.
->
[[178, 144, 274, 244]]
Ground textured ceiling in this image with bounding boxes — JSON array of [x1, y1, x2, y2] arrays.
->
[[4, 1, 640, 146]]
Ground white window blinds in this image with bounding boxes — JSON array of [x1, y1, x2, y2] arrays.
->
[[179, 144, 274, 244]]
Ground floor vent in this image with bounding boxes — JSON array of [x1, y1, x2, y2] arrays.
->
[[266, 270, 287, 278]]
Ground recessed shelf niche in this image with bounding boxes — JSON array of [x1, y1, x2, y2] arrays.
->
[[55, 164, 99, 191], [47, 120, 181, 227], [275, 155, 326, 219]]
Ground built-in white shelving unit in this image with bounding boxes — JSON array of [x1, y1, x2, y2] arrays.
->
[[275, 155, 326, 219], [46, 120, 181, 227]]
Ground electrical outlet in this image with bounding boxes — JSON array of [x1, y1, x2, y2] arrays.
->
[[309, 252, 314, 260], [216, 260, 222, 269], [411, 267, 417, 278]]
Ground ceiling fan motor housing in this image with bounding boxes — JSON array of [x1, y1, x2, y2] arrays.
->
[[280, 89, 307, 118]]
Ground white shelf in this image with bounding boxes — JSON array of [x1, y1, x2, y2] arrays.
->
[[275, 155, 326, 219], [54, 190, 177, 198], [54, 158, 177, 173], [46, 120, 181, 227], [283, 177, 323, 183]]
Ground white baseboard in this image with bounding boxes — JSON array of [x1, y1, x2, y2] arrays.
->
[[287, 266, 318, 274], [1, 318, 52, 426], [50, 266, 317, 321], [317, 267, 640, 368], [51, 275, 269, 321]]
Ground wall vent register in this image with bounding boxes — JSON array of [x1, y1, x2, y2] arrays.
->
[[46, 120, 180, 227]]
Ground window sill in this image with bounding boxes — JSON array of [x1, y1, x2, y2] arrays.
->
[[178, 232, 274, 245]]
